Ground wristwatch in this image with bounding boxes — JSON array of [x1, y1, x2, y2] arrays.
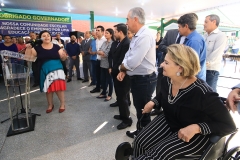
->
[[118, 65, 122, 72]]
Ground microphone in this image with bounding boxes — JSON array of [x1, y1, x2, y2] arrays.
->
[[27, 38, 43, 47]]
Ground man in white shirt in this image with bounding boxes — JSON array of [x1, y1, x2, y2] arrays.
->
[[117, 7, 157, 138], [204, 14, 227, 92], [90, 26, 106, 93]]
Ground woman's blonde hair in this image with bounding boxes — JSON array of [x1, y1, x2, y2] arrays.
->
[[167, 44, 200, 77]]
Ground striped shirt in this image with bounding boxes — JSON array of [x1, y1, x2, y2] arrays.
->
[[152, 76, 235, 136]]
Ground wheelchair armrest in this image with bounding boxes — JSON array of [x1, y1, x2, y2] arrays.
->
[[209, 128, 238, 144], [209, 135, 223, 144]]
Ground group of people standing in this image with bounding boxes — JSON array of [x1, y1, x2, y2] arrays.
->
[[87, 25, 134, 129], [114, 7, 236, 160]]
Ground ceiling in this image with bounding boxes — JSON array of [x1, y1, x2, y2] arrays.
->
[[1, 0, 240, 26]]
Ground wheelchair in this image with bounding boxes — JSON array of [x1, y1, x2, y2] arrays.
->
[[115, 129, 240, 160], [115, 98, 240, 160]]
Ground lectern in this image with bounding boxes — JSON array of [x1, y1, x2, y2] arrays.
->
[[0, 50, 40, 137]]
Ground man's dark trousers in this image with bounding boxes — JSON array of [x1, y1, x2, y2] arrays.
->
[[130, 72, 157, 127], [83, 60, 91, 80], [95, 60, 101, 89], [112, 71, 131, 123]]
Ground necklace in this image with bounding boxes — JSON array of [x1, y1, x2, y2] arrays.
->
[[168, 78, 188, 104]]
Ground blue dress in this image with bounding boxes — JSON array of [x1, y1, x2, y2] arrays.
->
[[34, 44, 66, 92]]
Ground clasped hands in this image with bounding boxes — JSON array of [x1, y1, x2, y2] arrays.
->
[[97, 51, 105, 58], [142, 101, 200, 143], [59, 49, 67, 60]]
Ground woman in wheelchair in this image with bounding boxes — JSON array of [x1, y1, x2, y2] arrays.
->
[[133, 44, 236, 160]]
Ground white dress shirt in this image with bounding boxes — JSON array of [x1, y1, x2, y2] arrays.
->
[[122, 26, 156, 76], [96, 36, 106, 60], [232, 39, 240, 49], [175, 33, 186, 44], [204, 28, 227, 71]]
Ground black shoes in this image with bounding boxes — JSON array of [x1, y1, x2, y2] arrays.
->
[[67, 79, 72, 83], [96, 95, 107, 98], [113, 115, 122, 120], [150, 109, 163, 116], [77, 78, 83, 80], [90, 88, 100, 93], [114, 116, 132, 130], [110, 101, 131, 107], [32, 83, 39, 87], [82, 79, 89, 83], [126, 130, 139, 138], [110, 101, 118, 107], [104, 97, 112, 101], [88, 83, 96, 87], [117, 121, 132, 130]]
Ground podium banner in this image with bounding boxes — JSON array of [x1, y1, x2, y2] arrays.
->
[[0, 12, 72, 37], [0, 50, 37, 62]]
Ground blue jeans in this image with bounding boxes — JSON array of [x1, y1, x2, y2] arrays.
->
[[91, 60, 97, 85], [232, 48, 239, 54], [206, 70, 219, 92], [130, 72, 157, 127], [156, 51, 162, 67]]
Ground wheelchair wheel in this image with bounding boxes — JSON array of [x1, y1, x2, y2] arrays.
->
[[115, 142, 133, 160], [222, 146, 240, 160]]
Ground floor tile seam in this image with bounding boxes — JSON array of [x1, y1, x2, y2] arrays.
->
[[0, 129, 7, 155], [30, 129, 130, 158]]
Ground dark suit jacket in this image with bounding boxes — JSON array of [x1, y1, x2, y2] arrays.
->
[[158, 29, 179, 54], [81, 39, 92, 61], [158, 29, 179, 65], [108, 37, 130, 74]]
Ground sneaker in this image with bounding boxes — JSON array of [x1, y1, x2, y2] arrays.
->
[[126, 130, 138, 139]]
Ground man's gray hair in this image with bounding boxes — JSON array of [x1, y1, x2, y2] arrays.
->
[[207, 14, 220, 27], [129, 7, 145, 24]]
